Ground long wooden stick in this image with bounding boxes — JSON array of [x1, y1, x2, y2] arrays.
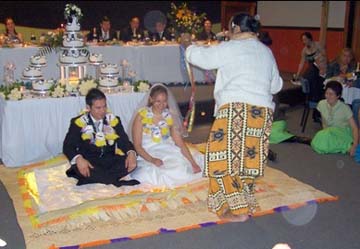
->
[[319, 1, 329, 48]]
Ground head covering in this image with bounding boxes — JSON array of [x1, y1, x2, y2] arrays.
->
[[127, 83, 187, 141]]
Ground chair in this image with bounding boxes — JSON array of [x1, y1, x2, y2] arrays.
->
[[299, 78, 318, 133]]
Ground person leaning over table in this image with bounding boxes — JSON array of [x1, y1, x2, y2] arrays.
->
[[120, 16, 144, 42], [2, 17, 23, 44], [311, 81, 358, 156], [63, 88, 140, 187], [185, 13, 283, 222], [87, 16, 116, 42], [294, 32, 327, 122]]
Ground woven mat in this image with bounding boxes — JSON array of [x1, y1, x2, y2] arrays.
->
[[0, 152, 337, 249]]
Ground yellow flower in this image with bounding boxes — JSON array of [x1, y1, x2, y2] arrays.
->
[[8, 88, 22, 101], [161, 127, 169, 136], [0, 92, 5, 100], [95, 139, 106, 147], [75, 117, 87, 128], [115, 148, 125, 156], [81, 133, 92, 140], [105, 133, 119, 141]]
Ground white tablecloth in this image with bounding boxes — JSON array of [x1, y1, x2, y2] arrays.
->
[[0, 44, 206, 84], [342, 87, 360, 105], [0, 92, 145, 167]]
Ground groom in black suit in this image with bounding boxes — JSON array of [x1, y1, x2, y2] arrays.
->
[[87, 16, 117, 42], [63, 88, 139, 187]]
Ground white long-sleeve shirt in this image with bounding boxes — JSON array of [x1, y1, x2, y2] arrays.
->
[[186, 38, 283, 114]]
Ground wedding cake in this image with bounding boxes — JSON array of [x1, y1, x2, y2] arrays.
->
[[32, 80, 54, 91], [89, 53, 103, 64], [100, 64, 119, 75], [59, 16, 89, 64], [99, 77, 118, 87], [99, 64, 119, 87], [22, 67, 43, 78], [30, 55, 47, 66]]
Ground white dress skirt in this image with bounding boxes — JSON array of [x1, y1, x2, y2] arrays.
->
[[131, 134, 204, 188]]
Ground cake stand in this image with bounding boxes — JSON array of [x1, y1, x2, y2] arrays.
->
[[88, 61, 103, 80]]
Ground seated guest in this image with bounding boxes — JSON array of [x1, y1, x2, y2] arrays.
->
[[326, 48, 358, 86], [311, 81, 358, 156], [130, 84, 204, 187], [3, 17, 23, 43], [87, 16, 116, 42], [63, 88, 139, 187], [120, 16, 144, 42], [197, 19, 216, 41], [150, 20, 171, 41]]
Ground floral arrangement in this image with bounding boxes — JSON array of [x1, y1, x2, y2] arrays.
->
[[134, 80, 150, 92], [37, 30, 64, 56], [167, 2, 206, 35], [64, 3, 83, 20]]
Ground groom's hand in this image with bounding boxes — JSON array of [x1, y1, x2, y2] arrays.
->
[[125, 151, 137, 172], [76, 155, 94, 177]]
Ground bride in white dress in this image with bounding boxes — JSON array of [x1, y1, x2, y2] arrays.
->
[[130, 83, 204, 187]]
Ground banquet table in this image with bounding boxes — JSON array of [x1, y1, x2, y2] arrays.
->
[[0, 92, 145, 167], [0, 44, 206, 85], [342, 86, 360, 105]]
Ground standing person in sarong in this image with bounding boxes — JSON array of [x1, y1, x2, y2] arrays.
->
[[185, 13, 283, 221]]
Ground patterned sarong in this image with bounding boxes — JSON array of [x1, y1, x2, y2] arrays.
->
[[205, 102, 273, 216]]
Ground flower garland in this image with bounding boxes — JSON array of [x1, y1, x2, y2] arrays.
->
[[138, 107, 174, 143], [74, 111, 124, 155]]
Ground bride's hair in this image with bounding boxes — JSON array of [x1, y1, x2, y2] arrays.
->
[[147, 84, 168, 106]]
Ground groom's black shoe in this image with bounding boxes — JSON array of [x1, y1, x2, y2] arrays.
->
[[119, 179, 141, 186]]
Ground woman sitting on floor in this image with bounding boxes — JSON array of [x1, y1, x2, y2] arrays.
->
[[311, 81, 358, 156], [130, 83, 204, 187]]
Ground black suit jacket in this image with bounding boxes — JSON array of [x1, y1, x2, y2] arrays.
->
[[120, 26, 144, 42], [197, 31, 217, 41], [63, 114, 134, 164], [87, 28, 117, 42], [150, 30, 172, 41]]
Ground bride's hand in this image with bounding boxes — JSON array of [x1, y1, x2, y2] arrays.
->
[[192, 163, 201, 174], [151, 157, 163, 167]]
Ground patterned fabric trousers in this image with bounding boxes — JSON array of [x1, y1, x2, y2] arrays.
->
[[205, 102, 273, 216]]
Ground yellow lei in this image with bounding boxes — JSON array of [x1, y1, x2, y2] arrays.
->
[[138, 107, 173, 143], [74, 111, 124, 155]]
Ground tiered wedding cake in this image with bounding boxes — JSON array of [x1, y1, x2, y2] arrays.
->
[[59, 16, 89, 64], [99, 64, 119, 87]]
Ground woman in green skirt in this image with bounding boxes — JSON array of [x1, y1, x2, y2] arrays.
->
[[311, 81, 358, 155]]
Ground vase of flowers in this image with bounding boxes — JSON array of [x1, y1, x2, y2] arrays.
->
[[167, 2, 206, 38], [64, 3, 83, 22]]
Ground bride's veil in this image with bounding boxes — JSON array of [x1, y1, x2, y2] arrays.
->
[[127, 83, 188, 141]]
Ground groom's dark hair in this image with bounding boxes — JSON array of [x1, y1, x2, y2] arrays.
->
[[86, 88, 106, 107]]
